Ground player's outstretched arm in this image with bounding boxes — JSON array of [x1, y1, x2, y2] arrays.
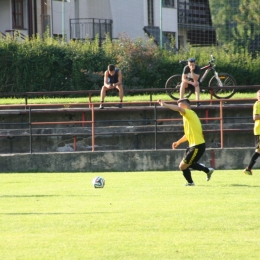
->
[[157, 99, 185, 113]]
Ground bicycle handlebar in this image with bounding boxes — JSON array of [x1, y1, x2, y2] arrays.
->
[[210, 55, 215, 63], [179, 55, 215, 66], [179, 60, 187, 65]]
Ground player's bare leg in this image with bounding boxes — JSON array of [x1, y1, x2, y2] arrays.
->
[[116, 84, 124, 108], [100, 86, 108, 109], [180, 82, 188, 99], [194, 82, 200, 106]]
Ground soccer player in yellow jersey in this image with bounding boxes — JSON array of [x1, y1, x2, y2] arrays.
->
[[158, 98, 214, 186], [244, 90, 260, 175]]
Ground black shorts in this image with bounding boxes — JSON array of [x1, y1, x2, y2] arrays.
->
[[183, 143, 206, 165], [187, 84, 195, 92], [255, 135, 260, 149], [186, 79, 199, 91], [106, 86, 119, 91]]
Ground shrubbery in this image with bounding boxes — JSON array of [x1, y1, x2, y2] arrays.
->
[[0, 33, 259, 93]]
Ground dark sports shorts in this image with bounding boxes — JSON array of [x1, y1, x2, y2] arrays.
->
[[255, 135, 260, 150], [186, 82, 198, 92], [183, 143, 206, 165], [187, 84, 194, 91]]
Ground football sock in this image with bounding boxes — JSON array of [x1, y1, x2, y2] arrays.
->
[[190, 162, 208, 173], [182, 168, 193, 183], [248, 152, 260, 169]]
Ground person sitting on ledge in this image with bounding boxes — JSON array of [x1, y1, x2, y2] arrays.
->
[[180, 58, 201, 107], [99, 64, 124, 109]]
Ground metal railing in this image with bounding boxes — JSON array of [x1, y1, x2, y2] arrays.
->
[[0, 98, 255, 153], [1, 85, 260, 106]]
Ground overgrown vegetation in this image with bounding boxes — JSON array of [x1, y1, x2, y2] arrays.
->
[[0, 32, 260, 93]]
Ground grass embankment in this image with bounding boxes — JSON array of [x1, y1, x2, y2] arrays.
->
[[0, 92, 257, 105]]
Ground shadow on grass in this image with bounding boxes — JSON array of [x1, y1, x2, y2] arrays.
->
[[0, 195, 99, 198], [0, 212, 110, 215], [229, 184, 260, 187], [199, 184, 260, 188]]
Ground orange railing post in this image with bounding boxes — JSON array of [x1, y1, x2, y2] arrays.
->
[[220, 100, 224, 148], [81, 112, 85, 127], [209, 90, 213, 105], [0, 98, 256, 153], [205, 109, 209, 124], [88, 93, 92, 108], [91, 103, 95, 151]]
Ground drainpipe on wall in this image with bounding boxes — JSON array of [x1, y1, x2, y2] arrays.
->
[[51, 0, 53, 37], [34, 0, 38, 34], [160, 0, 162, 47], [28, 0, 32, 37], [62, 0, 65, 39]]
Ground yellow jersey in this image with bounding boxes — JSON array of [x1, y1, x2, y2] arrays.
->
[[253, 101, 260, 135], [180, 109, 205, 147]]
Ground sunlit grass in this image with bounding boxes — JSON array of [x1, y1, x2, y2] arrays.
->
[[0, 92, 257, 105], [0, 170, 260, 260]]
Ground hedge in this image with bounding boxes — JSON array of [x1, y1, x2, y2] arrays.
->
[[0, 33, 259, 93]]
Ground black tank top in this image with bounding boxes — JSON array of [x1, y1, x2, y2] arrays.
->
[[108, 68, 119, 84]]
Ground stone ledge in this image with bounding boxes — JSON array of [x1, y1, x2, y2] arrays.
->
[[0, 148, 255, 172]]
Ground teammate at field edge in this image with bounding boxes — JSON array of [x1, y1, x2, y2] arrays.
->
[[243, 90, 260, 175], [157, 98, 214, 186]]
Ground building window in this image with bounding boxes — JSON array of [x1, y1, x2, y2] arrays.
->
[[12, 0, 24, 28], [162, 0, 175, 8], [147, 0, 154, 26]]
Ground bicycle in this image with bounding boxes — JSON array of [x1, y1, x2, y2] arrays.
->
[[165, 55, 237, 100]]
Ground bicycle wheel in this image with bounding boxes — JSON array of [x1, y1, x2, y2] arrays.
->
[[165, 74, 192, 100], [209, 73, 236, 99]]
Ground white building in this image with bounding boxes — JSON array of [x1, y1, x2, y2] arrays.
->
[[52, 0, 179, 47], [0, 0, 216, 48], [0, 0, 51, 39]]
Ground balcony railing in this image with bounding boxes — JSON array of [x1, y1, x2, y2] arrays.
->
[[70, 18, 112, 41], [5, 30, 26, 40]]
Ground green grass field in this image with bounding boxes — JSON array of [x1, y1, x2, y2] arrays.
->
[[0, 170, 260, 260], [0, 92, 257, 105]]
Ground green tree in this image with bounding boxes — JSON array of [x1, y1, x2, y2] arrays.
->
[[209, 0, 240, 45], [233, 0, 260, 51], [209, 0, 260, 52]]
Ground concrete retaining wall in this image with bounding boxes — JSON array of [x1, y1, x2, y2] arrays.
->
[[0, 148, 254, 173]]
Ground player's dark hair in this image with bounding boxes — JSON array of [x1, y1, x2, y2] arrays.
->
[[108, 64, 115, 71], [177, 98, 190, 105]]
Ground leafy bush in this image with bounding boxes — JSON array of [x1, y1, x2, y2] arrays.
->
[[0, 33, 259, 93]]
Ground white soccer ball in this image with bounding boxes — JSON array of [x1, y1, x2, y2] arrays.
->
[[92, 176, 105, 188]]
